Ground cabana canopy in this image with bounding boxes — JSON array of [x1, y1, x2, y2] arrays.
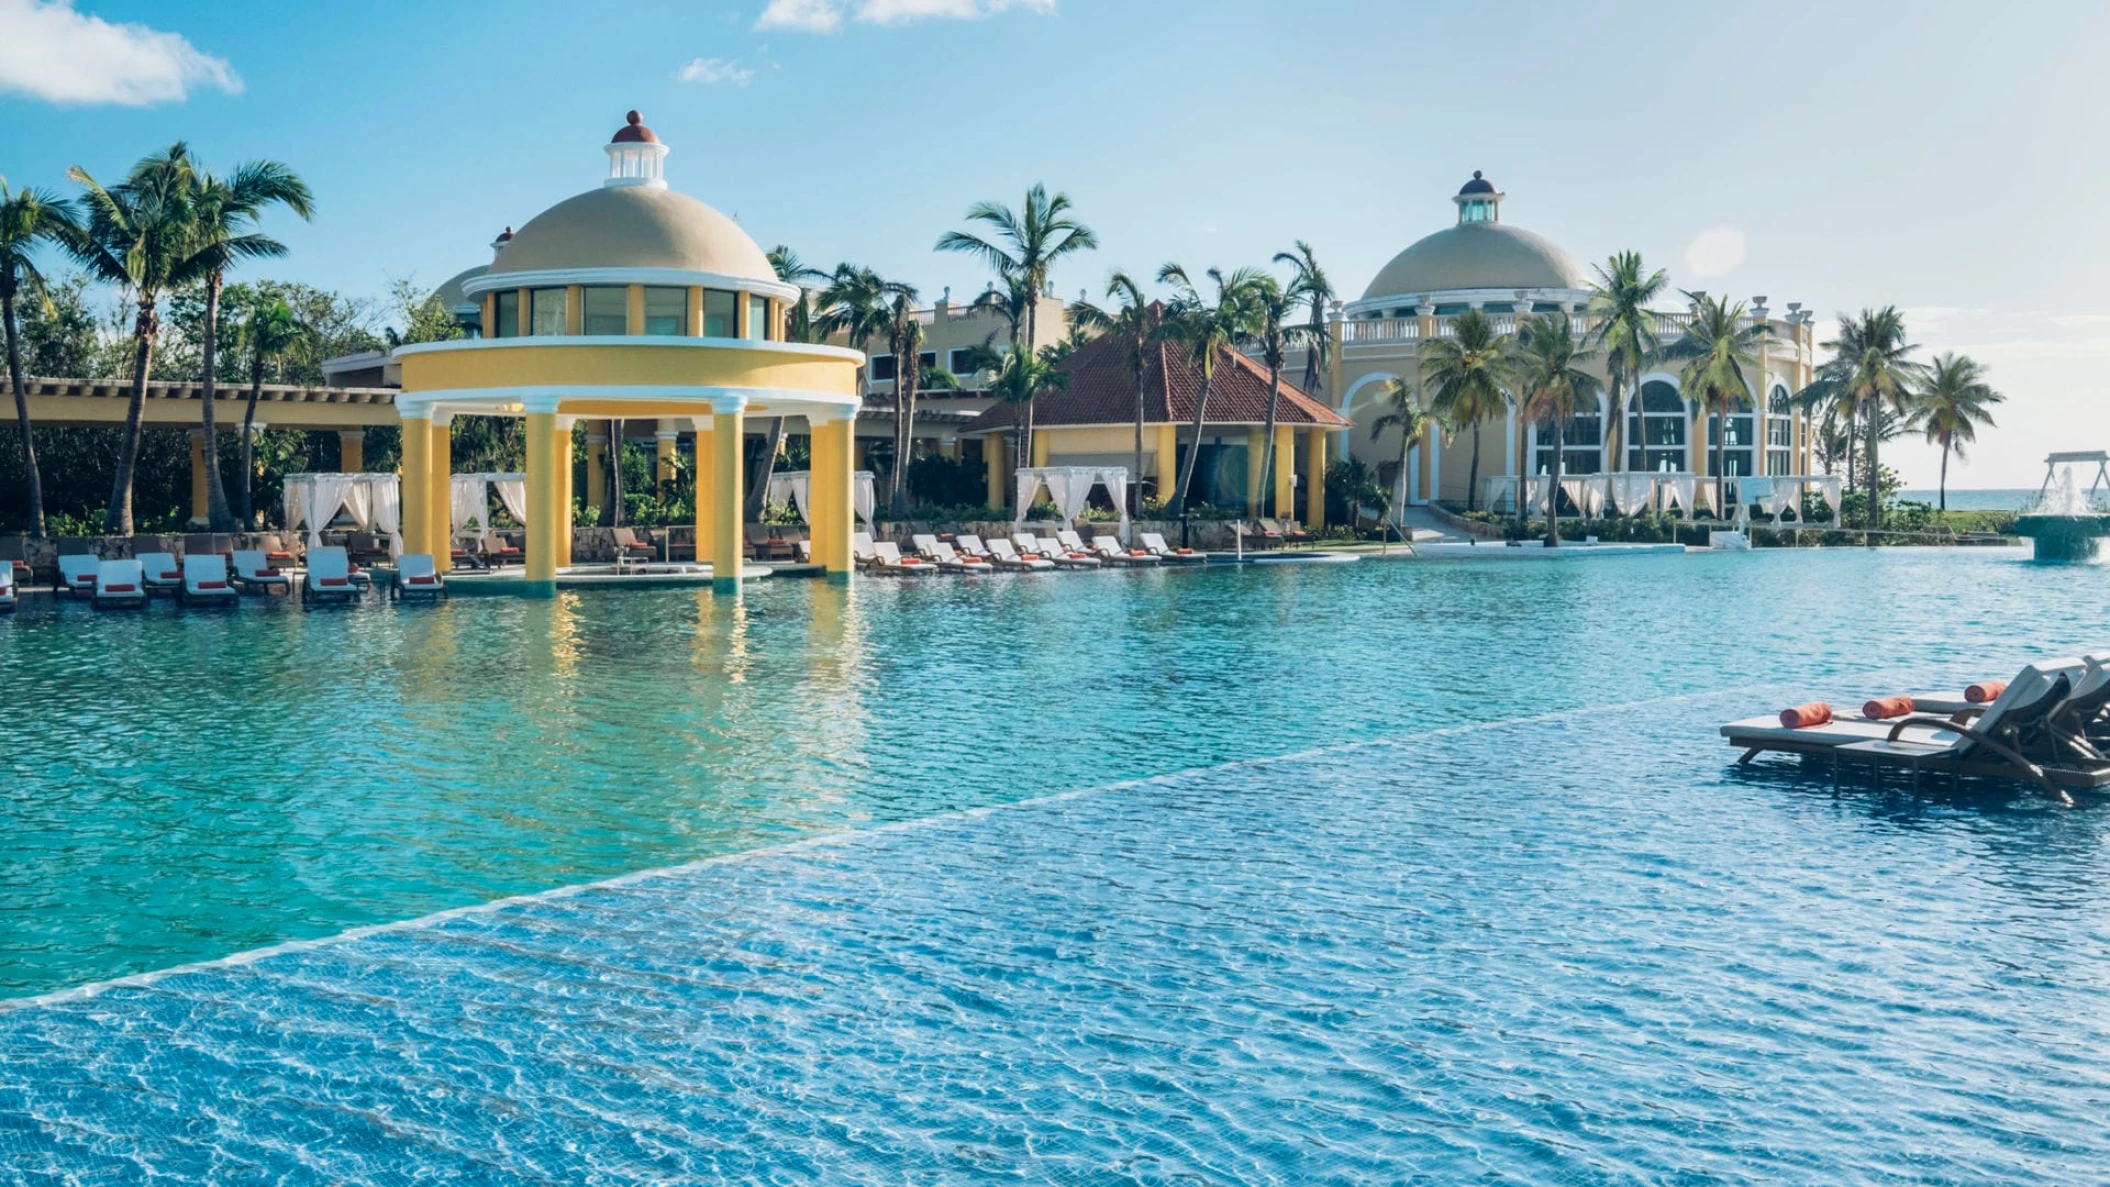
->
[[283, 472, 402, 553], [1013, 466, 1131, 542], [768, 470, 877, 529], [447, 472, 525, 536]]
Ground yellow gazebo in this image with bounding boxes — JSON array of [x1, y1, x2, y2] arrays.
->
[[390, 111, 862, 594]]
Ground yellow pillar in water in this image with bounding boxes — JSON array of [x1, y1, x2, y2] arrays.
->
[[524, 411, 557, 592], [1272, 424, 1295, 520], [554, 417, 575, 569], [711, 403, 745, 592], [985, 435, 1007, 508], [1304, 428, 1327, 527], [585, 425, 606, 516], [428, 417, 452, 572], [400, 413, 429, 556], [810, 415, 855, 580], [188, 430, 208, 524], [693, 420, 717, 567]]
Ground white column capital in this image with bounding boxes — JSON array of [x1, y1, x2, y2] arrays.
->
[[654, 430, 679, 443], [710, 394, 748, 416], [337, 429, 364, 441], [521, 394, 562, 415], [429, 412, 454, 429]]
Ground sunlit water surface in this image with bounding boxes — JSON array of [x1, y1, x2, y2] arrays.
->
[[3, 547, 2108, 1182]]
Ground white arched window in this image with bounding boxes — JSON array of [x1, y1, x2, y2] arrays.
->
[[1627, 381, 1687, 471], [1766, 385, 1793, 475], [1534, 398, 1603, 475], [1706, 394, 1756, 477]]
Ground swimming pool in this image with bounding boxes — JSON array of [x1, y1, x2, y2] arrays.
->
[[4, 548, 2108, 1180]]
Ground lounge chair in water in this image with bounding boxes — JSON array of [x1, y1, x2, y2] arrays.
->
[[180, 554, 239, 605], [56, 554, 99, 597], [0, 563, 15, 613], [870, 541, 934, 575], [92, 559, 147, 610], [231, 550, 291, 595], [1139, 532, 1204, 563], [393, 554, 447, 600], [303, 545, 362, 604], [137, 551, 182, 597], [1722, 660, 2110, 802], [1091, 535, 1157, 566], [986, 537, 1055, 572]]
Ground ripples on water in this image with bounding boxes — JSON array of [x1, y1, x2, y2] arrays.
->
[[3, 547, 2109, 1181]]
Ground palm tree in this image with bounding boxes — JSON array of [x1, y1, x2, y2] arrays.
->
[[67, 143, 210, 533], [1586, 251, 1668, 471], [188, 159, 313, 530], [0, 179, 80, 537], [1417, 308, 1512, 512], [752, 246, 826, 516], [1663, 293, 1766, 521], [1066, 271, 1158, 510], [1912, 352, 2002, 511], [1804, 307, 1921, 531], [236, 297, 300, 525], [1245, 274, 1319, 517], [1157, 263, 1263, 517], [981, 342, 1065, 471], [935, 183, 1097, 357], [1512, 314, 1601, 546], [878, 282, 927, 516], [1368, 378, 1431, 534], [1274, 241, 1335, 409]]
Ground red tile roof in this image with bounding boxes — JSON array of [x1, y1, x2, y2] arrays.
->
[[960, 332, 1351, 435]]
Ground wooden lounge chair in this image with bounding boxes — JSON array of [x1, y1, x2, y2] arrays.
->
[[449, 535, 487, 571], [303, 545, 362, 604], [1139, 532, 1205, 564], [393, 554, 447, 600], [613, 527, 658, 565], [137, 551, 183, 597], [181, 554, 239, 604], [346, 532, 392, 568], [1091, 535, 1157, 566], [482, 535, 523, 567], [231, 550, 291, 594], [986, 537, 1054, 571], [56, 553, 98, 597], [256, 533, 298, 568], [92, 559, 147, 610], [1250, 519, 1288, 549], [743, 524, 793, 562]]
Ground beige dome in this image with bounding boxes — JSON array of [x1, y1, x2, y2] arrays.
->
[[1361, 222, 1585, 301], [488, 184, 774, 280], [434, 264, 486, 312]]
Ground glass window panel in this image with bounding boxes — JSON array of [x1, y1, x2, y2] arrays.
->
[[643, 287, 686, 336], [493, 291, 520, 338], [870, 355, 896, 382], [530, 288, 566, 336], [582, 287, 627, 336], [747, 295, 770, 340], [703, 289, 737, 338]]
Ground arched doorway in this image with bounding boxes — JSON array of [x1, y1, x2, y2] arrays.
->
[[1532, 393, 1604, 475], [1627, 379, 1687, 471], [1707, 394, 1755, 477], [1766, 384, 1793, 475]]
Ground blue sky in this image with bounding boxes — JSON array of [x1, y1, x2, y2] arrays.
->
[[2, 0, 2103, 487]]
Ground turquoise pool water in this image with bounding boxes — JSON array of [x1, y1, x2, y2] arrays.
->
[[5, 547, 2110, 1180]]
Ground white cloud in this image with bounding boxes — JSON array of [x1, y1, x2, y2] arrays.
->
[[1682, 225, 1746, 279], [756, 0, 1053, 32], [679, 57, 755, 86], [0, 0, 239, 106]]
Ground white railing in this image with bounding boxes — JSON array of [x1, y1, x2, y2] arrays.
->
[[1340, 306, 1743, 346]]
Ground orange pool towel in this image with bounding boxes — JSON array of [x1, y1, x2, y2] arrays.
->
[[1966, 680, 2007, 704], [1779, 702, 1833, 729], [1862, 696, 1915, 720]]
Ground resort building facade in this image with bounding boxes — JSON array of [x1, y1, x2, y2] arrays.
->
[[1293, 173, 1820, 508]]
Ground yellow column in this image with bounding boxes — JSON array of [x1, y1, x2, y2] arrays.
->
[[428, 417, 451, 572], [338, 430, 363, 472], [1304, 428, 1327, 527], [564, 285, 583, 335], [985, 435, 1006, 508], [811, 416, 855, 580], [524, 412, 556, 592], [515, 288, 530, 337], [1031, 430, 1050, 468], [711, 403, 745, 591], [1153, 425, 1176, 508], [1272, 424, 1295, 519], [687, 287, 705, 337], [626, 285, 645, 336], [693, 419, 717, 567], [480, 295, 495, 339], [656, 420, 677, 484], [400, 413, 430, 558], [189, 431, 208, 524], [554, 417, 574, 568], [1244, 430, 1266, 513], [585, 425, 607, 516]]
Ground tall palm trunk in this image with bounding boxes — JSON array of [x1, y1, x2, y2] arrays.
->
[[1938, 438, 1950, 512], [1466, 423, 1481, 512], [1258, 364, 1283, 517], [1, 286, 46, 536], [241, 351, 263, 525], [891, 366, 918, 518], [1546, 420, 1563, 547], [1513, 403, 1528, 533], [105, 297, 159, 534], [1864, 398, 1881, 536], [199, 272, 237, 530], [607, 419, 625, 526], [1171, 372, 1213, 515], [1713, 412, 1726, 523]]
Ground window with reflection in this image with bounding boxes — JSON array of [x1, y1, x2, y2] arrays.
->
[[643, 287, 687, 336], [582, 287, 627, 335], [703, 290, 736, 338], [493, 291, 520, 339], [747, 294, 770, 340], [530, 288, 566, 336], [1627, 380, 1688, 471]]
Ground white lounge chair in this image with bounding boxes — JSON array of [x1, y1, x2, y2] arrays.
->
[[56, 554, 98, 597], [231, 550, 291, 595], [870, 541, 934, 575], [303, 545, 361, 603], [137, 551, 182, 596], [956, 534, 997, 562], [180, 554, 239, 604], [1037, 534, 1100, 569], [0, 563, 15, 613], [986, 537, 1055, 571], [92, 559, 147, 610], [1091, 535, 1157, 566], [393, 553, 447, 600], [1139, 532, 1205, 563], [932, 540, 989, 572]]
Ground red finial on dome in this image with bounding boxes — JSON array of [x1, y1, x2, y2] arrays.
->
[[497, 226, 514, 241], [611, 110, 658, 144]]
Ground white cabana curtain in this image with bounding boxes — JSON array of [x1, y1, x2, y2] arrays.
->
[[450, 476, 489, 538], [370, 478, 402, 556], [1609, 474, 1654, 515], [493, 478, 528, 527], [1483, 476, 1517, 514], [767, 470, 876, 528], [1013, 466, 1132, 542], [853, 471, 876, 528], [1815, 475, 1843, 520]]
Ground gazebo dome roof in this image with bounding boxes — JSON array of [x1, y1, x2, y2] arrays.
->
[[485, 183, 775, 281], [1360, 222, 1586, 300], [610, 109, 658, 144], [434, 264, 486, 312]]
